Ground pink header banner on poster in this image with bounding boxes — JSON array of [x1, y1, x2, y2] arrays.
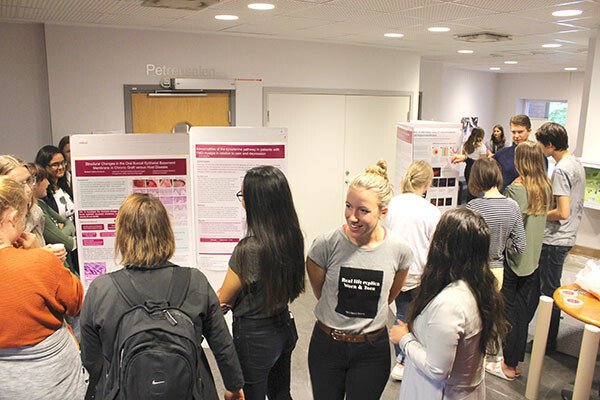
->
[[81, 224, 105, 231], [199, 238, 240, 243], [78, 209, 118, 220], [195, 144, 285, 159], [75, 159, 187, 177], [397, 127, 413, 143]]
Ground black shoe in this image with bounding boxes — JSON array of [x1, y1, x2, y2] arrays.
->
[[525, 340, 556, 355]]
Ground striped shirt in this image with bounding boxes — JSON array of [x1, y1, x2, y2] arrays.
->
[[466, 197, 526, 268]]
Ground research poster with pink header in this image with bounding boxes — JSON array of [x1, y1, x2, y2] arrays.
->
[[188, 127, 287, 272], [71, 134, 192, 288]]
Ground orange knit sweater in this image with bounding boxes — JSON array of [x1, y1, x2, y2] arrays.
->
[[0, 247, 83, 348]]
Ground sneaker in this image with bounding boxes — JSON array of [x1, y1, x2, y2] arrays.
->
[[391, 363, 404, 381]]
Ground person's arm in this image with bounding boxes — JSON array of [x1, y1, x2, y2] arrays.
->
[[399, 295, 466, 382], [217, 267, 243, 307], [200, 275, 245, 393], [52, 257, 84, 316], [547, 195, 570, 221], [388, 268, 409, 304], [508, 203, 526, 254], [80, 283, 103, 400], [306, 257, 326, 300]]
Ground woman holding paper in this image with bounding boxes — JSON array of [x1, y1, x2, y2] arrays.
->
[[218, 165, 305, 400]]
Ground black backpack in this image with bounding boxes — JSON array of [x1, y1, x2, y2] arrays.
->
[[104, 267, 201, 400]]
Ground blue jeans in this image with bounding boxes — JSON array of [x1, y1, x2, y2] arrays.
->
[[394, 288, 418, 362], [232, 310, 298, 400], [308, 323, 390, 400], [538, 244, 572, 349]]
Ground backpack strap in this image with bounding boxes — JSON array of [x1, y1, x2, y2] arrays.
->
[[110, 269, 146, 308], [110, 267, 191, 308], [167, 267, 191, 308]]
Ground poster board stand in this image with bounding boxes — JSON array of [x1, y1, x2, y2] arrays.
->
[[396, 121, 462, 211]]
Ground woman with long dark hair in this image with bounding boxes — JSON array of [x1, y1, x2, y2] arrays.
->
[[390, 208, 508, 399], [488, 124, 506, 154], [35, 145, 74, 222], [218, 165, 305, 400]]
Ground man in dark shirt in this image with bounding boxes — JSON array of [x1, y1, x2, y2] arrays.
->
[[453, 114, 532, 192]]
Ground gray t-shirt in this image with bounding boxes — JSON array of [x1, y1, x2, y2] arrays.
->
[[308, 226, 414, 333], [544, 155, 586, 247]]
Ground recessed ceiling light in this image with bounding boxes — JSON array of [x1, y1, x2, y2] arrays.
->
[[552, 9, 583, 17], [542, 43, 562, 48], [384, 33, 404, 38], [489, 67, 501, 71], [564, 67, 578, 71], [215, 15, 239, 20], [428, 27, 450, 33], [504, 60, 518, 64], [457, 49, 474, 54], [248, 3, 275, 10]]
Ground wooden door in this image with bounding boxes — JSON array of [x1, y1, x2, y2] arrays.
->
[[131, 92, 230, 133]]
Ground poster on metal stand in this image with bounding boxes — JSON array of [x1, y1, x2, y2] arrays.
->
[[396, 121, 462, 212], [71, 134, 193, 289], [188, 127, 288, 288]]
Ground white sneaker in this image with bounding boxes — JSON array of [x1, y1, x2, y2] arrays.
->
[[391, 363, 404, 381]]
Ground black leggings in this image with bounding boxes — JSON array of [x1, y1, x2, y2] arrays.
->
[[308, 323, 390, 400]]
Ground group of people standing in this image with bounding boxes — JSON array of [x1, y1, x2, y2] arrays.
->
[[0, 115, 587, 400]]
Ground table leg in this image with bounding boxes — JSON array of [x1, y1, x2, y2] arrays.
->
[[526, 296, 554, 400], [572, 324, 600, 400]]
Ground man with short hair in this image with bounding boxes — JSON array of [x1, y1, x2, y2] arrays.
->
[[536, 122, 586, 352], [452, 114, 535, 193], [494, 115, 532, 192]]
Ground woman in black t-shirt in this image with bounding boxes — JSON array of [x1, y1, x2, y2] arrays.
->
[[218, 166, 305, 400]]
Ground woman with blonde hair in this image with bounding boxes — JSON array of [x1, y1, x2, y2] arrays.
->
[[306, 160, 413, 400], [486, 141, 552, 380], [81, 194, 244, 400], [385, 160, 441, 381], [0, 176, 87, 399]]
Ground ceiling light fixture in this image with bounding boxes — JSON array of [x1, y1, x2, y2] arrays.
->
[[542, 43, 562, 48], [248, 3, 275, 10], [384, 33, 404, 38], [552, 9, 583, 17], [457, 49, 474, 54], [428, 27, 450, 33], [564, 67, 578, 71], [504, 60, 518, 64], [215, 14, 239, 20], [489, 67, 501, 71]]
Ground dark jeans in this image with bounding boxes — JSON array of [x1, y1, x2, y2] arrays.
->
[[232, 310, 298, 400], [538, 244, 572, 349], [308, 323, 390, 400], [502, 266, 539, 367], [394, 288, 418, 360]]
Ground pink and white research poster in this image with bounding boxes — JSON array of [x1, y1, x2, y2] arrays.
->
[[71, 134, 192, 287], [189, 128, 287, 271]]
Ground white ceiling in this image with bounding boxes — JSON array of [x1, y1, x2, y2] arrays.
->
[[2, 0, 599, 73]]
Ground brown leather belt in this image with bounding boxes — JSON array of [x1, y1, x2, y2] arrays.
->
[[317, 321, 385, 343]]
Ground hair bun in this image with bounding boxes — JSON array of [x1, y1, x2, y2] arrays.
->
[[365, 159, 388, 180]]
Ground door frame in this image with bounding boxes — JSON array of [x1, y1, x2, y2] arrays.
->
[[263, 87, 413, 126], [124, 84, 236, 133]]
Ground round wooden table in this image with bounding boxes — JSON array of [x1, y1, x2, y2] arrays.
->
[[553, 284, 600, 400]]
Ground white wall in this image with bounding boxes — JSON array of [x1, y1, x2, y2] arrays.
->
[[43, 25, 421, 143], [419, 61, 498, 134], [0, 23, 52, 160], [495, 72, 584, 149]]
